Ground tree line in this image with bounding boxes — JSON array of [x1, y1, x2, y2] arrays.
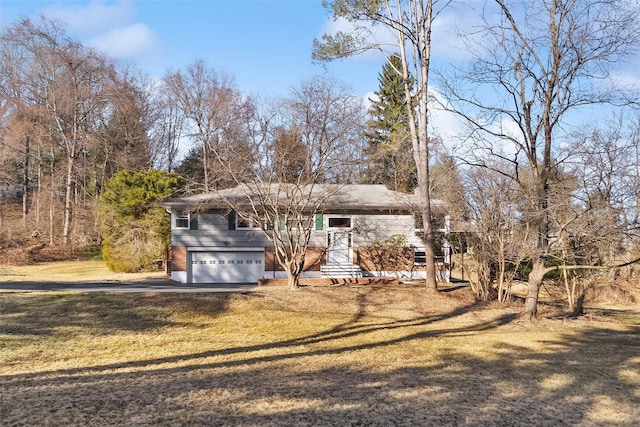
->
[[314, 0, 640, 319], [2, 0, 640, 320], [0, 17, 373, 247]]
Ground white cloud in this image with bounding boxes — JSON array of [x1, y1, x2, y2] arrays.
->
[[42, 0, 135, 34], [88, 23, 154, 58], [39, 1, 155, 60], [428, 87, 467, 150], [432, 6, 484, 61], [607, 70, 640, 92], [319, 16, 398, 61], [319, 3, 485, 63]]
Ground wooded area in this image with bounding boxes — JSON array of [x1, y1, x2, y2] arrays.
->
[[2, 1, 640, 318]]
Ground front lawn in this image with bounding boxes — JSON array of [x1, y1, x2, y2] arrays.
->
[[0, 286, 638, 426]]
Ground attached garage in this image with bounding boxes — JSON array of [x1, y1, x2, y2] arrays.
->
[[189, 247, 265, 284]]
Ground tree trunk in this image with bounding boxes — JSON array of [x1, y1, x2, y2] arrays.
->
[[423, 236, 438, 292], [284, 259, 302, 290], [285, 265, 300, 290], [287, 273, 300, 289], [22, 135, 30, 229], [418, 159, 438, 292], [35, 143, 42, 224], [202, 143, 209, 193], [62, 155, 74, 245], [523, 256, 545, 320], [48, 144, 55, 245]]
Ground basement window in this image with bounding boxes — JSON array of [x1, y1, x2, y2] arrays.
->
[[413, 248, 427, 265]]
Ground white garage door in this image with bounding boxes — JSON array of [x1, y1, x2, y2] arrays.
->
[[191, 250, 265, 284]]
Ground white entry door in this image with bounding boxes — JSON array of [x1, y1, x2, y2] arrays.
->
[[327, 230, 351, 264], [326, 216, 353, 265]]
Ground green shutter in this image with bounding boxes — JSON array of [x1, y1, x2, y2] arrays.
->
[[228, 211, 236, 230], [315, 214, 323, 230], [189, 213, 198, 230]]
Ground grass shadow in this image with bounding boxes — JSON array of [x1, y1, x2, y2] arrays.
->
[[0, 292, 235, 337], [2, 288, 637, 425]]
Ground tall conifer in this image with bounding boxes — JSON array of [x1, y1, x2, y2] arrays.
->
[[364, 54, 416, 192]]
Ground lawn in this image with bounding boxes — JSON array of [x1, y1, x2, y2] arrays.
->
[[0, 285, 638, 426], [0, 260, 167, 283]]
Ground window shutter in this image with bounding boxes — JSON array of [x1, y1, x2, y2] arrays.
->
[[228, 211, 236, 230], [189, 213, 198, 230], [315, 214, 323, 230]]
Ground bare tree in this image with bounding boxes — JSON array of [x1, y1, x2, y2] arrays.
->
[[149, 87, 185, 172], [555, 114, 640, 312], [2, 18, 114, 245], [163, 60, 254, 192], [209, 76, 366, 289], [441, 0, 640, 319], [465, 163, 535, 301], [313, 0, 452, 292], [95, 67, 153, 177], [284, 75, 366, 183]]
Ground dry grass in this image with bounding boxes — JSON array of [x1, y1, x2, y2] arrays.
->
[[0, 260, 166, 283], [0, 284, 639, 426]]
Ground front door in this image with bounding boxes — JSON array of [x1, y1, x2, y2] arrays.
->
[[327, 217, 352, 265]]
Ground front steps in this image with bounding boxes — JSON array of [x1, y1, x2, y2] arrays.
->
[[320, 263, 363, 278]]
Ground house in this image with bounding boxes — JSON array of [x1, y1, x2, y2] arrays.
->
[[159, 184, 450, 284]]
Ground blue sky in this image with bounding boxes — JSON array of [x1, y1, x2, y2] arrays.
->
[[2, 0, 637, 148], [0, 0, 387, 98]]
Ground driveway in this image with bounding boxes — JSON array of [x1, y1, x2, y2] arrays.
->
[[0, 277, 259, 293]]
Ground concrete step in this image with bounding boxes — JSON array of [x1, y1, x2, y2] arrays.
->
[[321, 264, 363, 278]]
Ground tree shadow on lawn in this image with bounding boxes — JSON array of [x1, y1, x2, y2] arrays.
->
[[3, 319, 638, 426], [1, 290, 638, 426], [1, 292, 500, 376], [0, 292, 234, 337]]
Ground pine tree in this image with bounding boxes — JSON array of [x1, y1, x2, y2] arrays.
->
[[363, 54, 417, 193]]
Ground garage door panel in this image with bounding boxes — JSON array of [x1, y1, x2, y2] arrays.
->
[[191, 251, 264, 283]]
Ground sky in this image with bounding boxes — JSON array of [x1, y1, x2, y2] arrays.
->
[[0, 0, 388, 99], [2, 0, 637, 149]]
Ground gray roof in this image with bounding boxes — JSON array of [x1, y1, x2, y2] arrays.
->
[[159, 184, 446, 212]]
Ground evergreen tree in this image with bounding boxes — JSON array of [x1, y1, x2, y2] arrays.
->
[[364, 54, 417, 192], [175, 146, 206, 194], [99, 169, 183, 272]]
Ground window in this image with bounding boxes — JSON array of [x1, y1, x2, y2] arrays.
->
[[328, 217, 351, 228], [236, 217, 253, 230], [290, 215, 315, 231], [174, 212, 189, 229]]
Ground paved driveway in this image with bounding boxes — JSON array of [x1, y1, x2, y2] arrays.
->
[[0, 278, 259, 293]]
